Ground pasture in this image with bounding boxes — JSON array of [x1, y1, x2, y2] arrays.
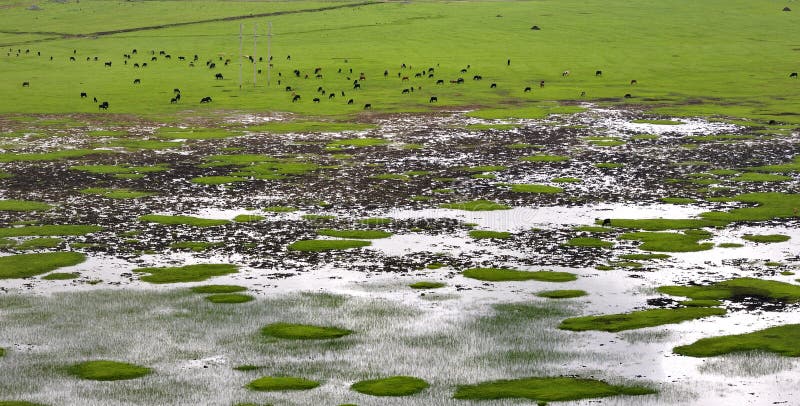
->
[[1, 1, 800, 405]]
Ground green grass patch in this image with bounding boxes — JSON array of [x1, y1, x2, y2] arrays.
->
[[620, 230, 714, 252], [206, 293, 254, 304], [42, 272, 80, 280], [730, 172, 792, 182], [80, 188, 154, 199], [551, 177, 582, 183], [468, 230, 512, 239], [263, 206, 297, 213], [701, 192, 800, 222], [658, 277, 800, 302], [68, 360, 151, 381], [0, 401, 47, 406], [16, 237, 63, 250], [595, 162, 624, 169], [674, 324, 800, 357], [0, 225, 99, 238], [440, 199, 510, 211], [0, 200, 52, 211], [351, 376, 429, 397], [467, 105, 585, 120], [508, 184, 564, 193], [288, 239, 371, 252], [246, 376, 320, 392], [680, 299, 722, 307], [453, 376, 655, 401], [70, 164, 168, 176], [190, 285, 247, 294], [191, 176, 247, 185], [601, 218, 721, 230], [302, 214, 336, 221], [156, 127, 244, 140], [135, 264, 238, 284], [461, 165, 507, 173], [317, 229, 392, 239], [0, 252, 85, 279], [233, 214, 265, 222], [409, 281, 446, 289], [0, 149, 109, 163], [536, 290, 587, 299], [618, 253, 670, 260], [169, 241, 223, 252], [139, 214, 229, 227], [718, 242, 744, 248], [565, 237, 614, 248], [742, 234, 790, 243], [359, 217, 392, 225], [465, 124, 521, 131], [261, 322, 352, 340], [746, 156, 800, 173], [247, 121, 375, 134], [559, 307, 726, 332], [520, 154, 570, 163], [463, 267, 576, 282], [106, 139, 182, 150]]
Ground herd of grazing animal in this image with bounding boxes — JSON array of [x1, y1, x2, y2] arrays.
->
[[8, 46, 799, 112]]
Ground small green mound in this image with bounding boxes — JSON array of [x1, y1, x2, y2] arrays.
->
[[409, 281, 446, 289], [169, 241, 223, 252], [551, 177, 582, 183], [453, 376, 656, 401], [565, 237, 614, 248], [41, 272, 80, 280], [519, 155, 570, 162], [468, 230, 512, 239], [317, 229, 392, 239], [559, 307, 726, 332], [245, 376, 320, 391], [190, 285, 247, 294], [674, 324, 800, 357], [536, 290, 587, 299], [359, 217, 392, 225], [0, 199, 52, 211], [463, 268, 576, 282], [730, 172, 791, 182], [351, 376, 429, 396], [658, 277, 800, 302], [233, 214, 265, 222], [69, 360, 151, 381], [440, 199, 510, 211], [302, 214, 336, 221], [263, 206, 297, 213], [700, 192, 800, 222], [288, 239, 371, 251], [0, 252, 86, 279], [16, 237, 63, 250], [206, 293, 254, 304], [191, 176, 247, 185], [509, 184, 564, 193], [80, 188, 155, 199], [139, 214, 229, 227], [261, 322, 352, 340], [718, 242, 744, 248], [135, 264, 238, 284], [0, 348, 5, 357], [0, 401, 48, 406], [620, 230, 714, 252], [618, 253, 670, 260], [595, 162, 624, 169], [742, 234, 790, 243], [0, 225, 101, 237], [602, 218, 721, 230]]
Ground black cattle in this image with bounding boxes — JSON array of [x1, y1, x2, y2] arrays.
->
[[624, 93, 632, 98], [133, 78, 141, 84], [790, 72, 798, 78], [630, 79, 638, 85], [292, 94, 301, 102], [595, 70, 602, 76], [175, 93, 181, 101], [151, 57, 157, 62], [314, 67, 322, 74], [329, 93, 335, 99], [200, 96, 212, 103], [580, 91, 585, 97], [473, 75, 482, 80], [80, 92, 87, 98], [415, 73, 422, 78], [209, 63, 215, 69], [313, 97, 320, 103], [133, 63, 139, 68], [104, 61, 112, 67], [490, 83, 497, 88], [86, 57, 91, 61], [132, 49, 137, 54], [94, 57, 99, 61], [165, 55, 171, 59], [194, 54, 199, 61], [98, 101, 109, 110], [524, 86, 532, 92], [540, 80, 545, 88], [436, 79, 444, 85], [170, 97, 178, 104], [531, 25, 541, 30], [507, 59, 511, 66], [22, 81, 29, 87], [384, 70, 389, 77], [285, 86, 293, 92], [456, 78, 464, 84], [402, 88, 410, 94], [347, 99, 354, 105], [364, 103, 371, 109], [215, 73, 223, 80], [70, 56, 75, 61], [353, 83, 361, 90], [178, 56, 185, 61], [159, 51, 166, 55], [429, 96, 438, 103], [460, 68, 468, 73], [142, 63, 147, 67], [293, 69, 301, 77], [93, 97, 97, 103], [562, 70, 570, 76], [601, 218, 611, 227], [174, 88, 180, 94]]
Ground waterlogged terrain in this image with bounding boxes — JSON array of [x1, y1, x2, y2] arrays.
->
[[0, 107, 799, 405]]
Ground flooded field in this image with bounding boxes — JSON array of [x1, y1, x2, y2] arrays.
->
[[1, 106, 799, 405]]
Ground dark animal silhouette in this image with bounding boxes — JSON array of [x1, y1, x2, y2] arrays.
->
[[200, 96, 212, 103], [473, 75, 482, 80], [174, 88, 180, 93], [524, 86, 531, 92], [329, 93, 335, 99], [292, 94, 301, 102], [402, 88, 410, 94], [69, 56, 75, 61], [353, 83, 361, 89], [460, 68, 468, 73], [531, 25, 540, 30], [170, 98, 178, 104], [22, 81, 29, 87], [174, 93, 181, 101], [133, 78, 141, 84], [142, 63, 147, 67], [562, 70, 570, 76], [790, 72, 798, 78], [80, 92, 87, 98], [490, 83, 497, 88], [540, 80, 545, 88], [151, 57, 157, 61], [313, 97, 320, 103], [624, 93, 632, 98], [364, 103, 371, 109], [133, 63, 139, 68], [285, 86, 293, 92], [429, 96, 438, 103], [456, 78, 464, 84], [98, 101, 109, 110], [436, 79, 444, 85], [215, 73, 223, 80], [401, 76, 409, 81], [93, 97, 97, 103], [630, 79, 638, 85], [595, 70, 602, 76], [580, 91, 586, 97], [208, 63, 215, 69], [601, 219, 611, 227], [347, 99, 354, 104], [104, 61, 112, 67]]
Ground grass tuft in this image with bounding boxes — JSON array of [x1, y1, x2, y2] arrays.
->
[[463, 267, 576, 282], [453, 376, 656, 401], [261, 322, 352, 340], [351, 376, 429, 396], [245, 376, 320, 391], [135, 264, 238, 284], [68, 360, 151, 381], [0, 252, 85, 279]]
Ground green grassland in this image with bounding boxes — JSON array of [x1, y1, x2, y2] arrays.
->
[[0, 0, 797, 121]]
